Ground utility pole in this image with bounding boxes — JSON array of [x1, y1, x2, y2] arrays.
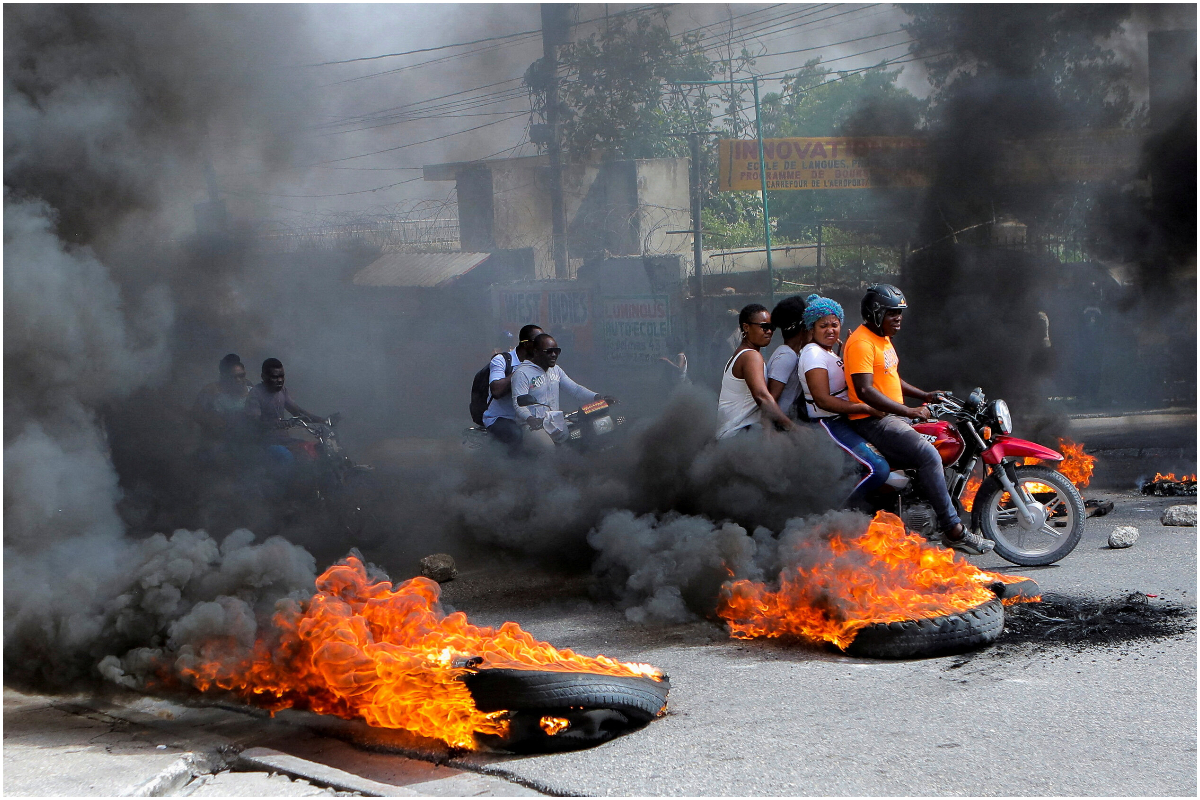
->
[[688, 133, 704, 302], [541, 4, 570, 279], [672, 77, 775, 305], [751, 76, 775, 306], [664, 130, 719, 373]]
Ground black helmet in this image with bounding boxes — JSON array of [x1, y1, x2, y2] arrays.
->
[[861, 284, 907, 329]]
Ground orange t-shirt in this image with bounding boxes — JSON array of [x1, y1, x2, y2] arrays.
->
[[843, 325, 902, 420]]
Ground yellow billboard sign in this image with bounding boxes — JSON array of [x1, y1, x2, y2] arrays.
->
[[717, 131, 1144, 191], [718, 137, 928, 191]]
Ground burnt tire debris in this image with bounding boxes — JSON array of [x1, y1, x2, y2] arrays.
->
[[463, 668, 670, 753], [843, 599, 1005, 660], [998, 592, 1194, 650]]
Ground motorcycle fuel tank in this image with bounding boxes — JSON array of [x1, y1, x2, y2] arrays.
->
[[912, 420, 965, 465]]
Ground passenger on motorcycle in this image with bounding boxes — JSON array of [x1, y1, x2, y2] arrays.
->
[[765, 295, 810, 423], [193, 353, 252, 442], [796, 295, 889, 511], [844, 285, 994, 555], [244, 358, 328, 471], [483, 324, 544, 449], [717, 305, 797, 439], [511, 334, 614, 443]]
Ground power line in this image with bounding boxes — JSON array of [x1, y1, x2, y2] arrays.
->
[[316, 4, 674, 86], [222, 175, 425, 199], [305, 111, 529, 167], [304, 29, 541, 68], [750, 28, 907, 61]]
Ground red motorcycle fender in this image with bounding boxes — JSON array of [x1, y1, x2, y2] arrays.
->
[[980, 436, 1063, 465]]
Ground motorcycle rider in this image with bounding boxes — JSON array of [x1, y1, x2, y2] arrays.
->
[[765, 295, 810, 422], [796, 295, 889, 511], [511, 333, 614, 443], [717, 304, 796, 439], [483, 324, 544, 449], [244, 358, 327, 471], [844, 285, 994, 555], [193, 353, 252, 442]]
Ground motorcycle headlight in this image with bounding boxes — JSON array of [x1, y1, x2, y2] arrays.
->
[[992, 399, 1012, 434], [592, 416, 614, 435]]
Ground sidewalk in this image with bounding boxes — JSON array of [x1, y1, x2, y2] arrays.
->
[[2, 688, 542, 797]]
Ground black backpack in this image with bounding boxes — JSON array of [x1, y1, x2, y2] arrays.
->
[[469, 351, 513, 426]]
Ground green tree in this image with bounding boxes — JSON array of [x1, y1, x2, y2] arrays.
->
[[526, 11, 714, 160]]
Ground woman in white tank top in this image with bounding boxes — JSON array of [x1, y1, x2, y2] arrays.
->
[[716, 304, 798, 439]]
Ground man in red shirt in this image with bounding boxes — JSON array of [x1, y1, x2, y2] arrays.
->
[[845, 285, 993, 555]]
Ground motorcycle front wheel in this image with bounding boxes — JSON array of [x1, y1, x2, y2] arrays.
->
[[976, 465, 1085, 566]]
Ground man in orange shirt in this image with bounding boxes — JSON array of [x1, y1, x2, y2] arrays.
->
[[845, 284, 993, 555]]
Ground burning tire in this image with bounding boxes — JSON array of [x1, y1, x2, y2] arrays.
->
[[844, 599, 1004, 659], [974, 465, 1085, 566], [463, 668, 670, 753], [989, 577, 1041, 602]]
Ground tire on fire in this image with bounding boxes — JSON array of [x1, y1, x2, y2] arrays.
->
[[463, 668, 670, 753], [844, 599, 1005, 659]]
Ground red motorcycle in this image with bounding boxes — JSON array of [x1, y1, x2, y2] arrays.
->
[[868, 388, 1086, 566]]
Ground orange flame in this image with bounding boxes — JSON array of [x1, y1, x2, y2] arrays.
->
[[960, 439, 1094, 512], [718, 512, 1025, 650], [539, 715, 570, 735], [1055, 438, 1095, 488], [1150, 472, 1197, 483], [175, 556, 660, 750]]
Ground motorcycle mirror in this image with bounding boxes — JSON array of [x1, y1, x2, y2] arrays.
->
[[516, 394, 537, 407]]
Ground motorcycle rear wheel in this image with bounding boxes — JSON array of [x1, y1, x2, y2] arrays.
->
[[976, 465, 1085, 566]]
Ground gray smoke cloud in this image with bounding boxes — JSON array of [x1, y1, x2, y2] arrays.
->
[[2, 4, 855, 697], [3, 5, 324, 689]]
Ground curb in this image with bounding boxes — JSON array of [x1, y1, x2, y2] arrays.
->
[[237, 747, 419, 796]]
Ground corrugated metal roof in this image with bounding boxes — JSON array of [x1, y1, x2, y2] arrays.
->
[[352, 251, 491, 288]]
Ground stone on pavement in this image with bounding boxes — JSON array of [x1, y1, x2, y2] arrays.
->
[[1161, 505, 1197, 527], [1108, 526, 1139, 548], [419, 553, 458, 583]]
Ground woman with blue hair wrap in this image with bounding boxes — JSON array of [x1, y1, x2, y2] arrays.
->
[[796, 294, 890, 511]]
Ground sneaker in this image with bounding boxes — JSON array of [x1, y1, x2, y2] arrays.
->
[[940, 525, 995, 555]]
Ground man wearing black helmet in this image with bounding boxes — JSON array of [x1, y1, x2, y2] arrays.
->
[[844, 284, 993, 555]]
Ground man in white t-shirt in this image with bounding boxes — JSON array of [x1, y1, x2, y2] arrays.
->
[[512, 333, 613, 444], [765, 295, 809, 422], [483, 324, 542, 448]]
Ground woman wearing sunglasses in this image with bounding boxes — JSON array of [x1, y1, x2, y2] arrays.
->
[[716, 304, 797, 439]]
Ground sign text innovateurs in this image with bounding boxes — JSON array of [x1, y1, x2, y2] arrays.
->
[[718, 137, 927, 191]]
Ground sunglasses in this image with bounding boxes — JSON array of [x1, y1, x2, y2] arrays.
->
[[538, 347, 562, 356], [745, 321, 775, 333]]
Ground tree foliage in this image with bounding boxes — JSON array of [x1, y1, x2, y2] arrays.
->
[[526, 11, 714, 160]]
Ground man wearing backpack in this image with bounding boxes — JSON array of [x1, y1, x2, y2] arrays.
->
[[473, 324, 543, 449]]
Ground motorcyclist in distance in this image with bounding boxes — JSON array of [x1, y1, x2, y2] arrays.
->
[[511, 333, 615, 443], [844, 284, 994, 555], [244, 358, 327, 471]]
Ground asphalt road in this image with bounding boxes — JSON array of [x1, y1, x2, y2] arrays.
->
[[435, 489, 1196, 796], [5, 416, 1196, 796]]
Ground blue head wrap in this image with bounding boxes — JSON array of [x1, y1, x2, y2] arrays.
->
[[802, 294, 844, 330]]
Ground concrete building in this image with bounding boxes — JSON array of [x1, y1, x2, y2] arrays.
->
[[423, 154, 691, 281]]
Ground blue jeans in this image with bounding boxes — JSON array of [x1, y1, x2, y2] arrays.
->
[[851, 414, 962, 529], [819, 416, 890, 511]]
